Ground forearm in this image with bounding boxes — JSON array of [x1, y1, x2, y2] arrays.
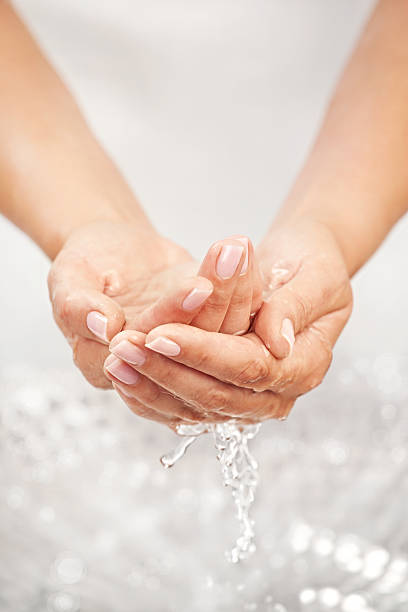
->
[[0, 1, 154, 258], [268, 0, 408, 276]]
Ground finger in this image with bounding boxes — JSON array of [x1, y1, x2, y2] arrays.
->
[[104, 353, 232, 423], [113, 382, 230, 426], [145, 324, 274, 390], [124, 277, 213, 333], [143, 321, 338, 397], [254, 266, 352, 359], [71, 336, 111, 388], [190, 238, 247, 332], [219, 237, 264, 334], [105, 354, 201, 421], [108, 330, 280, 419], [219, 236, 252, 335], [48, 262, 125, 345], [112, 383, 181, 429]]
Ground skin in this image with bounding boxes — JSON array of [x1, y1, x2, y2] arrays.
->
[[1, 1, 408, 426], [0, 1, 263, 392], [49, 223, 261, 389], [104, 237, 263, 427], [105, 219, 351, 425], [103, 0, 408, 424]]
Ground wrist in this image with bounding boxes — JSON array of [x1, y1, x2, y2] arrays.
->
[[265, 190, 382, 278], [48, 194, 155, 260], [258, 214, 350, 283]]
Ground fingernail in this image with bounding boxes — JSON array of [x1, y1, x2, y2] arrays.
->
[[112, 382, 134, 398], [216, 245, 244, 279], [182, 287, 213, 311], [87, 311, 108, 342], [111, 340, 146, 366], [236, 237, 249, 276], [145, 336, 181, 356], [281, 318, 295, 355], [105, 356, 140, 384]]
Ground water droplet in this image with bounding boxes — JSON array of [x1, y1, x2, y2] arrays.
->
[[6, 486, 24, 509], [318, 587, 341, 608], [47, 592, 79, 612], [299, 588, 317, 605], [54, 554, 85, 585], [342, 593, 368, 612], [160, 435, 198, 468]]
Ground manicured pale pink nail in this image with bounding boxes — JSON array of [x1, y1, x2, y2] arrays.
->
[[87, 311, 108, 342], [182, 287, 213, 311], [236, 237, 249, 276], [281, 318, 295, 355], [216, 245, 244, 279], [105, 356, 140, 384], [145, 336, 181, 356], [112, 382, 134, 398], [111, 340, 146, 366]]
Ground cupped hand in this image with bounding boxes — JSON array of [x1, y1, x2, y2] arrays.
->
[[103, 219, 353, 424], [103, 235, 263, 427], [48, 220, 261, 390]]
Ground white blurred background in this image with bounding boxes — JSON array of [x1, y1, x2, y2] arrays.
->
[[3, 0, 406, 370], [2, 3, 408, 611]]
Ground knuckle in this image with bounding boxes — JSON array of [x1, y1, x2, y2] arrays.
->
[[202, 386, 229, 412], [228, 292, 250, 310], [190, 350, 213, 372], [199, 298, 228, 316], [266, 369, 291, 393], [233, 358, 270, 387]]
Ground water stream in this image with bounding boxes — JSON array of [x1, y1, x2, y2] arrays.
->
[[161, 421, 261, 562]]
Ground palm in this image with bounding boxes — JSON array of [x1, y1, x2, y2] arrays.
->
[[59, 220, 198, 323], [49, 221, 197, 388]]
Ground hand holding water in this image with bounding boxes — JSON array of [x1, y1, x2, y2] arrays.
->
[[105, 235, 264, 427], [107, 219, 353, 425]]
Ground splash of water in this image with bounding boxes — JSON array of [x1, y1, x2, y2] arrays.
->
[[161, 420, 261, 562]]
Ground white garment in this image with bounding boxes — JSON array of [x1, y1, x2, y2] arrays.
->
[[8, 0, 405, 366]]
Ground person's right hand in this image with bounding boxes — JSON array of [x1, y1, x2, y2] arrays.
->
[[48, 220, 261, 390], [101, 218, 353, 427]]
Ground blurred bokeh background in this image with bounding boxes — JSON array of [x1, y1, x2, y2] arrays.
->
[[2, 1, 408, 611]]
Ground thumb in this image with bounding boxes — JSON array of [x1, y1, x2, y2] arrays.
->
[[48, 264, 125, 345], [254, 267, 350, 359]]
